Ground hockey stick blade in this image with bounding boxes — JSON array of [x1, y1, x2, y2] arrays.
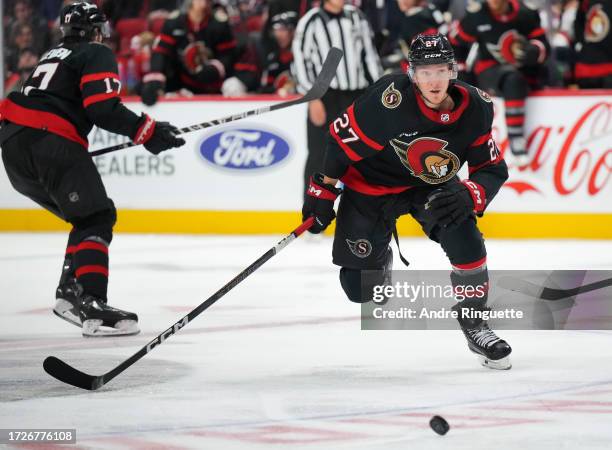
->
[[497, 275, 612, 300], [89, 48, 343, 157], [43, 356, 102, 390], [44, 217, 314, 390]]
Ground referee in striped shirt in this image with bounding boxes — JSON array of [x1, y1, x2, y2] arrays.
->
[[292, 0, 382, 200]]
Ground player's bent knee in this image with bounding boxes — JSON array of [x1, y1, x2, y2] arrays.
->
[[340, 267, 386, 303], [71, 207, 116, 244]]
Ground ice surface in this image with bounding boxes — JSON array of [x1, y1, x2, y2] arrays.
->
[[1, 233, 612, 449]]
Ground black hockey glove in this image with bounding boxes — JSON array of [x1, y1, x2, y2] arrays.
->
[[144, 122, 185, 155], [425, 180, 485, 230], [302, 173, 342, 234], [134, 115, 185, 155], [141, 80, 163, 106], [516, 43, 541, 67]]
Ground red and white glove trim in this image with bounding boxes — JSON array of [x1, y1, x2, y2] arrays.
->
[[133, 114, 156, 145], [307, 175, 340, 201], [462, 180, 486, 214], [529, 39, 547, 64]]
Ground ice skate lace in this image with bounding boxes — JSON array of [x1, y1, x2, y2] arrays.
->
[[468, 325, 501, 348]]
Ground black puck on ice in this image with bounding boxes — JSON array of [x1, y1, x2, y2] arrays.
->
[[429, 415, 450, 435]]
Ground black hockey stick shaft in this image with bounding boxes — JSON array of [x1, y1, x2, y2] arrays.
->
[[43, 217, 315, 390], [497, 275, 612, 300], [89, 47, 343, 157]]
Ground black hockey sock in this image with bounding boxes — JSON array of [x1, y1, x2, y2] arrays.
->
[[58, 228, 80, 284], [73, 237, 109, 300], [504, 98, 526, 141], [450, 259, 489, 328]]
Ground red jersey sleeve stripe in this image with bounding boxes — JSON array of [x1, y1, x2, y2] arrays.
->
[[470, 132, 491, 147], [159, 34, 176, 44], [347, 104, 384, 151], [80, 72, 119, 89], [456, 23, 477, 43], [216, 40, 237, 51], [76, 241, 108, 254], [76, 265, 109, 277], [83, 92, 119, 108], [528, 28, 546, 38], [329, 123, 363, 162]]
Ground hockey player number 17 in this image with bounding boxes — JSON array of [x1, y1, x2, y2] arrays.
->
[[23, 62, 59, 96], [332, 113, 359, 144]]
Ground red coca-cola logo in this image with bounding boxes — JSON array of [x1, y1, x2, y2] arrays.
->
[[498, 101, 612, 197]]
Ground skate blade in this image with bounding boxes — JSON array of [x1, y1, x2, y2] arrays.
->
[[82, 319, 140, 337], [53, 299, 82, 328], [477, 355, 512, 370]]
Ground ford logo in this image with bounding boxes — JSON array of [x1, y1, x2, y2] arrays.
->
[[199, 127, 290, 170]]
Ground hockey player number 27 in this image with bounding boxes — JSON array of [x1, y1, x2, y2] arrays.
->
[[23, 62, 59, 96], [333, 113, 359, 144]]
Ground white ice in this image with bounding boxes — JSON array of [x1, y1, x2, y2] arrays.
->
[[1, 233, 612, 450]]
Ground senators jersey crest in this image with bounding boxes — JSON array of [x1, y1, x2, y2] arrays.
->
[[585, 4, 610, 42], [390, 137, 460, 184], [486, 30, 527, 65]]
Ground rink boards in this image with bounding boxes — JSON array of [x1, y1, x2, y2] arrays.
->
[[0, 91, 610, 238]]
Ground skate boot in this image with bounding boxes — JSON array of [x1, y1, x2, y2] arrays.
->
[[53, 256, 83, 327], [509, 137, 530, 167], [79, 295, 140, 337], [459, 316, 512, 370], [375, 247, 394, 305]]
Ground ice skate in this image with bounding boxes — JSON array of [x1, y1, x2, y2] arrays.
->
[[459, 319, 512, 370], [509, 137, 530, 167], [54, 277, 83, 327], [53, 255, 82, 327], [79, 295, 140, 337]]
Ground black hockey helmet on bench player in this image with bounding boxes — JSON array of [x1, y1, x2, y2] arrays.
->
[[60, 2, 110, 41], [408, 33, 458, 82]]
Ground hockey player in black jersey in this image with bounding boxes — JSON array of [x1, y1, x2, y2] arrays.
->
[[450, 0, 550, 166], [0, 2, 185, 337], [141, 0, 238, 105], [302, 34, 512, 369], [574, 0, 612, 88]]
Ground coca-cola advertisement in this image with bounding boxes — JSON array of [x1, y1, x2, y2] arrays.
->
[[491, 93, 612, 212]]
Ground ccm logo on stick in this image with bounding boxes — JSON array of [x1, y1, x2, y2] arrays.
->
[[199, 127, 290, 170]]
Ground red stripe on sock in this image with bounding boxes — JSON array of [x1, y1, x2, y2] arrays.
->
[[76, 241, 108, 254], [452, 256, 487, 271], [65, 245, 78, 255], [76, 265, 109, 277]]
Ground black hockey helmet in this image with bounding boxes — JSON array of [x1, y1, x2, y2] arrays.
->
[[408, 33, 458, 81], [60, 2, 110, 40], [270, 11, 298, 29]]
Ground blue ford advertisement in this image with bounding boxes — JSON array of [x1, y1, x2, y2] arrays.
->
[[199, 126, 291, 170]]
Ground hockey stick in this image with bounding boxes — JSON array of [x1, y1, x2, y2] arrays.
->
[[497, 275, 612, 301], [89, 47, 343, 157], [43, 217, 314, 390]]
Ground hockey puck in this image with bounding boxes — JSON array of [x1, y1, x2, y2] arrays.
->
[[429, 415, 449, 435]]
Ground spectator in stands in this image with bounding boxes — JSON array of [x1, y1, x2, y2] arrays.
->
[[7, 23, 36, 73], [6, 0, 50, 55], [4, 48, 39, 94], [140, 0, 238, 104], [259, 11, 296, 95], [574, 0, 612, 88]]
